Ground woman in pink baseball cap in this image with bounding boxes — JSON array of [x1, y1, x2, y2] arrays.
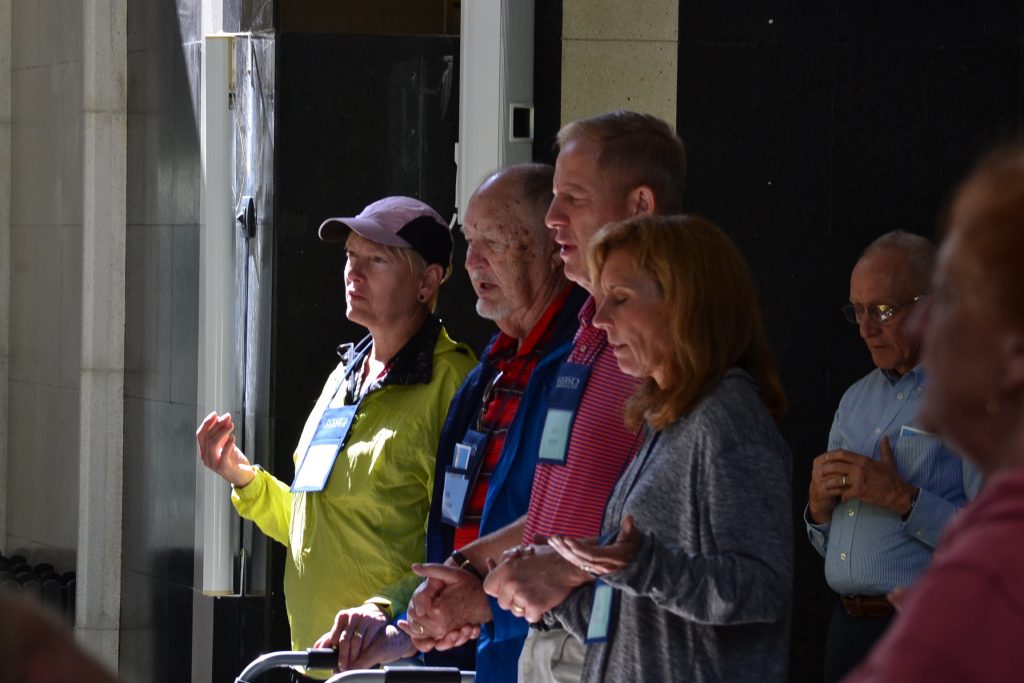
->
[[196, 196, 477, 673]]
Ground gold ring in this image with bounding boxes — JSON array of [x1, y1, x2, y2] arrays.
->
[[418, 624, 425, 635], [842, 475, 848, 487], [353, 631, 363, 639], [512, 604, 525, 615]]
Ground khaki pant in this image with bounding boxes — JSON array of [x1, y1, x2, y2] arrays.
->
[[517, 628, 585, 683]]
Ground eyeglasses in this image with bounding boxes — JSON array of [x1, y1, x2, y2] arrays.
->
[[841, 293, 928, 325]]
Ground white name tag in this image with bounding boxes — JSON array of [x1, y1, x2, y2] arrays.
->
[[292, 442, 342, 492], [585, 580, 615, 644], [441, 470, 471, 525], [291, 404, 356, 492]]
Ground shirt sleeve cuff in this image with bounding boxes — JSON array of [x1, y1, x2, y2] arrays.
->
[[803, 503, 830, 554], [230, 465, 267, 503], [901, 487, 954, 548]]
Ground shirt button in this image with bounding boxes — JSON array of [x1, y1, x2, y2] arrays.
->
[[874, 427, 882, 434], [916, 530, 924, 537], [579, 345, 588, 353], [840, 552, 848, 561], [847, 508, 856, 517], [897, 392, 905, 400]]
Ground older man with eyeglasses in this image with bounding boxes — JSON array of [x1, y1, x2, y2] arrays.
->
[[805, 231, 982, 683]]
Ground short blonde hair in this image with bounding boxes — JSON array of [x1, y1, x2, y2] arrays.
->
[[346, 233, 443, 312], [589, 214, 787, 429]]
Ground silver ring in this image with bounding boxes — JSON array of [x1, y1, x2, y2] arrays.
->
[[842, 475, 848, 487], [581, 564, 592, 574], [418, 624, 425, 635], [353, 631, 363, 639]]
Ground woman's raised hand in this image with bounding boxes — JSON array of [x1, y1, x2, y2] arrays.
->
[[196, 411, 256, 488]]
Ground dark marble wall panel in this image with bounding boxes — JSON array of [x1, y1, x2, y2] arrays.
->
[[679, 2, 1024, 681], [678, 43, 835, 423], [533, 0, 563, 163], [121, 0, 204, 680], [834, 1, 1021, 46], [680, 0, 839, 47], [240, 0, 275, 33], [272, 33, 477, 460], [831, 45, 1020, 243]]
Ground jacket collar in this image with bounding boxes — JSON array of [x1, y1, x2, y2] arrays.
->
[[337, 315, 442, 389]]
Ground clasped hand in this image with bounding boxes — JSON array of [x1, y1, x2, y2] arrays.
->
[[547, 515, 641, 576], [483, 518, 640, 624], [313, 603, 405, 671], [398, 563, 490, 652], [809, 436, 916, 523]]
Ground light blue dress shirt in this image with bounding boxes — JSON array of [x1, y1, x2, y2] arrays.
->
[[805, 366, 981, 595]]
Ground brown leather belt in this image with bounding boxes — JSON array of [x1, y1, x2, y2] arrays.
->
[[840, 594, 893, 618]]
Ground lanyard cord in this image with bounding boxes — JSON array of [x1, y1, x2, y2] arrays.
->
[[473, 346, 543, 435], [342, 339, 395, 405]]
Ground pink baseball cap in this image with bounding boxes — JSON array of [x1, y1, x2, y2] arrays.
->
[[318, 196, 453, 269]]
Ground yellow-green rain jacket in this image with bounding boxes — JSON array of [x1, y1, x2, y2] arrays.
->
[[233, 317, 476, 656]]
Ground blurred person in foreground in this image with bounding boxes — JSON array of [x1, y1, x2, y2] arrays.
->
[[844, 145, 1024, 682], [0, 593, 118, 683], [195, 197, 476, 670], [538, 214, 793, 681], [314, 164, 587, 679]]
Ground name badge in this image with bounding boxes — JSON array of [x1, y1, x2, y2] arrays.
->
[[585, 580, 617, 644], [292, 405, 357, 492], [899, 425, 934, 438], [441, 429, 489, 526], [538, 363, 592, 464]]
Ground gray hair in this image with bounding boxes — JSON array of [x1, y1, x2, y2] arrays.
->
[[862, 230, 936, 292]]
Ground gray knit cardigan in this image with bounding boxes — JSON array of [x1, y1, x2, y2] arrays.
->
[[550, 369, 794, 682]]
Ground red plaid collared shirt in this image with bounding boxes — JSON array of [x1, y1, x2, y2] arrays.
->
[[452, 287, 573, 549]]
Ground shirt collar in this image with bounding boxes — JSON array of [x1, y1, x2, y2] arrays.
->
[[340, 315, 441, 388], [882, 364, 927, 389], [577, 295, 597, 326], [490, 285, 575, 362]]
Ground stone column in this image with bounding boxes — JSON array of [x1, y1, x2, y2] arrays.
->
[[76, 0, 127, 671], [560, 0, 678, 125]]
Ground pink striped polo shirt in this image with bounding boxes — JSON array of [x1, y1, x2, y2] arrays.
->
[[522, 297, 643, 542]]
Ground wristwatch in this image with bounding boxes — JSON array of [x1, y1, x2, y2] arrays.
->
[[450, 549, 484, 581], [901, 487, 921, 522]]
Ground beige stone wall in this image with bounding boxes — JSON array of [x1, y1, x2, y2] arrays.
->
[[6, 0, 85, 564], [561, 0, 678, 126]]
